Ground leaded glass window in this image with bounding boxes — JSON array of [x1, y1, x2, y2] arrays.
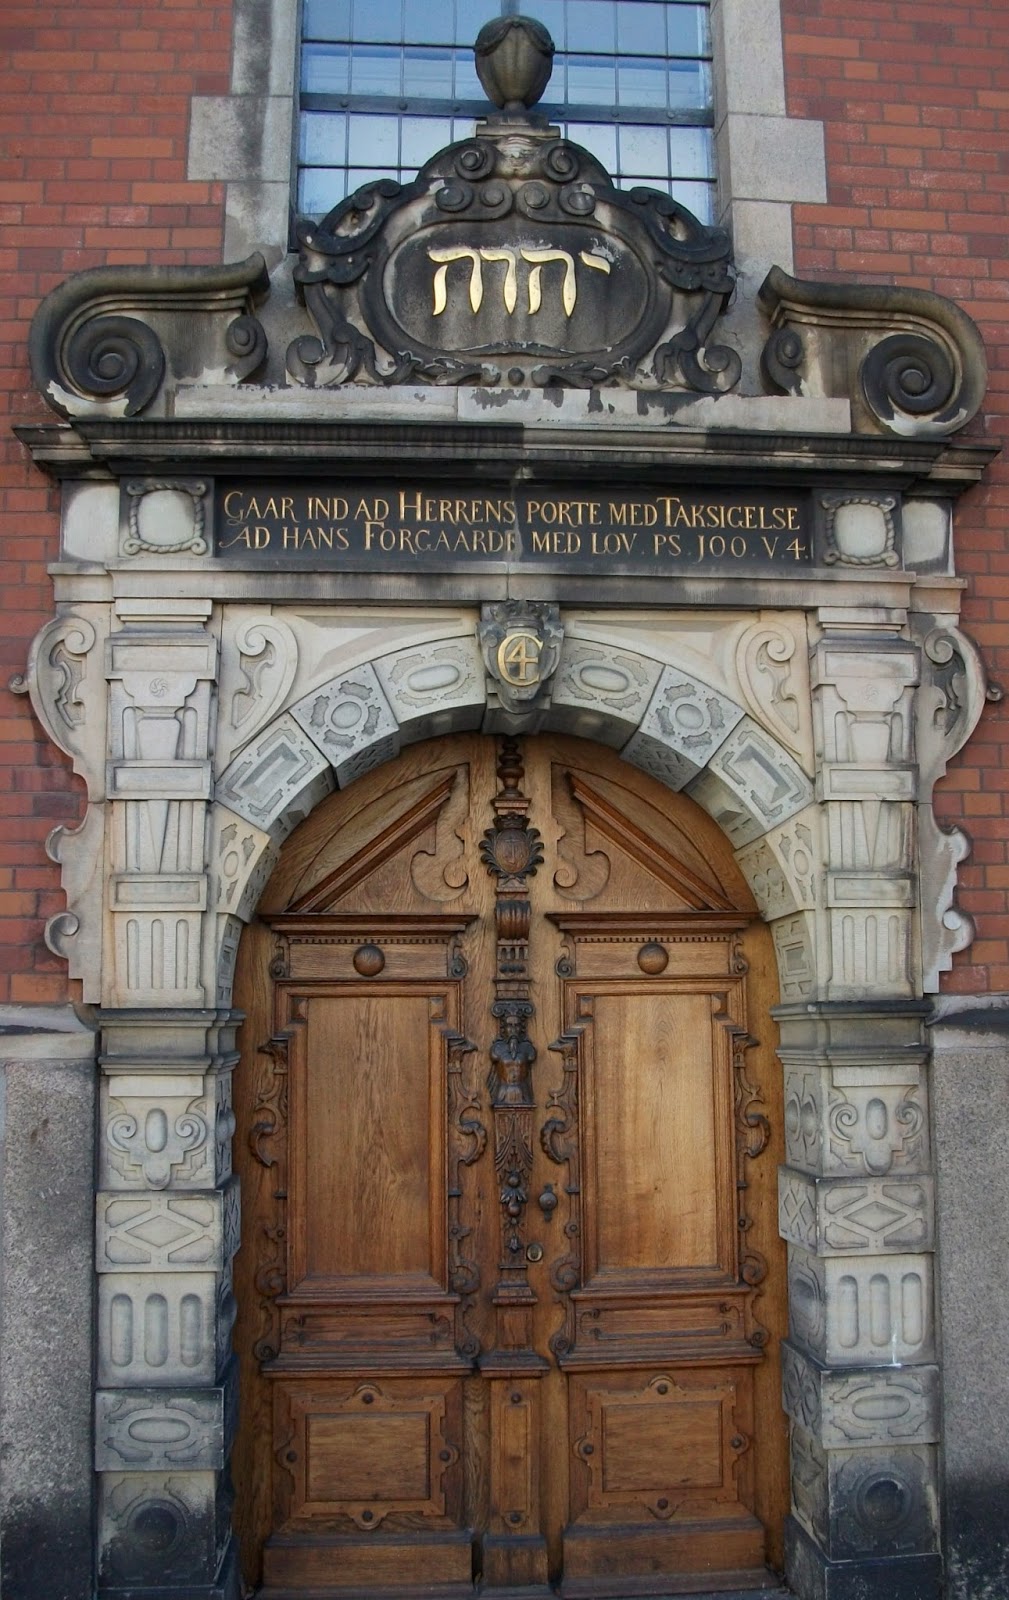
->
[[298, 1, 715, 222]]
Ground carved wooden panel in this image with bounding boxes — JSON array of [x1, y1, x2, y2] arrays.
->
[[564, 1368, 764, 1589], [290, 988, 451, 1289], [272, 1377, 464, 1531]]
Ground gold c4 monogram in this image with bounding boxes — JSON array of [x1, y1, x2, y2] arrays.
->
[[497, 630, 543, 686]]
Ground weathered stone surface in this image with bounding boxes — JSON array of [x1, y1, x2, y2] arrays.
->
[[97, 1469, 231, 1588], [930, 1003, 1009, 1600], [785, 1514, 942, 1600], [0, 1009, 98, 1600], [790, 1423, 938, 1561]]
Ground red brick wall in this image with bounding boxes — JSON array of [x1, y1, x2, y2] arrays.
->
[[782, 0, 1009, 993], [0, 0, 231, 1004]]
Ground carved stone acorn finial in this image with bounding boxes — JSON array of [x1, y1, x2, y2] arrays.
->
[[474, 15, 555, 112]]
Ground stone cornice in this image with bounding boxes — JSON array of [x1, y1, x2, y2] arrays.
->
[[14, 417, 999, 493]]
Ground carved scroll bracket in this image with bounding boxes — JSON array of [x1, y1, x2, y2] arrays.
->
[[759, 266, 987, 439], [29, 255, 269, 418]]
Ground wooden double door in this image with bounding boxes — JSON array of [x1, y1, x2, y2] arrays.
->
[[233, 734, 787, 1598]]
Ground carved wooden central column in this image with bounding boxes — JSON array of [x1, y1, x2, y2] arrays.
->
[[478, 737, 550, 1596]]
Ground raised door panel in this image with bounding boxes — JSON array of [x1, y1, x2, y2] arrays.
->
[[586, 987, 728, 1283], [292, 990, 448, 1292], [563, 1367, 764, 1595]]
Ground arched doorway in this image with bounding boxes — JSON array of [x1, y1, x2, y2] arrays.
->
[[231, 732, 788, 1597]]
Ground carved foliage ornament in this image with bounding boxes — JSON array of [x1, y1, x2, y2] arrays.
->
[[287, 22, 738, 395]]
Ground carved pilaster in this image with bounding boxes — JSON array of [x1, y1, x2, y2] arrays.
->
[[776, 1000, 940, 1600], [105, 598, 218, 1010], [478, 737, 549, 1594], [96, 1010, 241, 1600], [811, 622, 919, 1002]]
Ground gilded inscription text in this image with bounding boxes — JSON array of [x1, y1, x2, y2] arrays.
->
[[214, 483, 813, 573]]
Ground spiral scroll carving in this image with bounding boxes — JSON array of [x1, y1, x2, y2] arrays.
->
[[63, 313, 166, 415], [761, 325, 805, 396], [226, 312, 268, 376], [861, 332, 956, 424]]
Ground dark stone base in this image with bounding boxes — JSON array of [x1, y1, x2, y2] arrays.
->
[[0, 1491, 94, 1600], [785, 1518, 941, 1600], [99, 1538, 240, 1600], [945, 1479, 1009, 1599]]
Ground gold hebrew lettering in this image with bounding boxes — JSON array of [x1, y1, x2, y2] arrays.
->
[[479, 248, 519, 313], [521, 248, 578, 317], [429, 247, 484, 315], [580, 250, 611, 277]]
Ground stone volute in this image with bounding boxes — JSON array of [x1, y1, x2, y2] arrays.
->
[[474, 15, 555, 112]]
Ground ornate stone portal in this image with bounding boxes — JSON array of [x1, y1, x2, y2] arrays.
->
[[13, 16, 996, 1600]]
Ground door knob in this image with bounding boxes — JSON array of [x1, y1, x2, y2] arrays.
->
[[537, 1183, 558, 1221], [526, 1242, 544, 1263]]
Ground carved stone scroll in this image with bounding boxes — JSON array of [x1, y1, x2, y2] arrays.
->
[[759, 266, 987, 439], [29, 256, 269, 418]]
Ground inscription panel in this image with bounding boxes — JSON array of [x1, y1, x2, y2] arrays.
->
[[215, 483, 812, 575]]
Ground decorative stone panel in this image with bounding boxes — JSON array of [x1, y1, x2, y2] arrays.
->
[[688, 715, 814, 845], [622, 663, 745, 789], [95, 1360, 238, 1472], [97, 1177, 240, 1272], [781, 1341, 940, 1450], [782, 1065, 929, 1179], [288, 663, 400, 786], [736, 802, 823, 920], [374, 636, 485, 740], [101, 1073, 224, 1192], [98, 1272, 221, 1386], [778, 1170, 934, 1255], [215, 712, 335, 840], [550, 640, 663, 746], [787, 1245, 934, 1367]]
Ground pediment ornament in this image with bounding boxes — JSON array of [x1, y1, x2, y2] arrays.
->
[[287, 16, 739, 395]]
